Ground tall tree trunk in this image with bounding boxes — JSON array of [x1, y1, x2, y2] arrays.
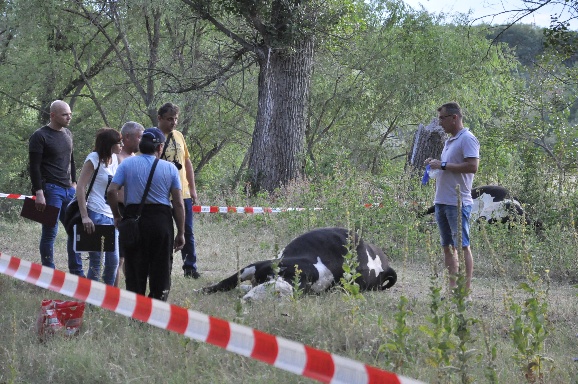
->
[[248, 39, 314, 193], [406, 117, 447, 179]]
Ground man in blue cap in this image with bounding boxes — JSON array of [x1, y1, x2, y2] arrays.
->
[[107, 127, 185, 301]]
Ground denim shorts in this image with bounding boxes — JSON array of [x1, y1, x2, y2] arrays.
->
[[435, 204, 472, 247]]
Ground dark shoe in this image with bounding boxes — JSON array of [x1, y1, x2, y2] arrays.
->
[[184, 269, 200, 279]]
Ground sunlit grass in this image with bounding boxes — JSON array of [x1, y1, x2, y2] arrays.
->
[[1, 172, 577, 383]]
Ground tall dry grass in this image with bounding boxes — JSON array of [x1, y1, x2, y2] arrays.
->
[[1, 172, 577, 383]]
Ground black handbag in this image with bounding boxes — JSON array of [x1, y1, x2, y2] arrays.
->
[[118, 159, 158, 251], [63, 162, 100, 235]]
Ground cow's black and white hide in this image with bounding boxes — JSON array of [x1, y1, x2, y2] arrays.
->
[[421, 185, 543, 229], [202, 227, 397, 300]]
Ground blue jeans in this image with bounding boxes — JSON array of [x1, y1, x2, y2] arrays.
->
[[40, 183, 84, 276], [87, 209, 119, 285], [435, 204, 472, 247], [181, 198, 198, 271]]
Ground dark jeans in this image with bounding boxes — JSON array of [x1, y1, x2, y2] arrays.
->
[[86, 209, 119, 285], [122, 204, 174, 301], [39, 183, 84, 276], [181, 198, 198, 271]]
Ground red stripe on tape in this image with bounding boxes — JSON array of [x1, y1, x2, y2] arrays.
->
[[74, 276, 92, 301], [6, 254, 20, 274], [210, 206, 218, 213], [251, 329, 279, 364], [133, 294, 153, 322], [48, 269, 66, 291], [26, 262, 42, 284], [102, 285, 121, 311], [192, 205, 201, 212], [207, 317, 231, 348], [366, 365, 402, 384], [167, 305, 189, 334], [303, 346, 335, 382]]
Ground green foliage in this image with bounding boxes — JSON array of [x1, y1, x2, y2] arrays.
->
[[452, 274, 478, 384], [0, 0, 575, 205], [487, 23, 546, 66], [417, 253, 479, 383], [339, 226, 364, 300], [290, 264, 304, 301], [307, 6, 521, 177], [480, 321, 499, 383], [380, 295, 415, 371], [508, 272, 553, 382], [419, 275, 456, 381]]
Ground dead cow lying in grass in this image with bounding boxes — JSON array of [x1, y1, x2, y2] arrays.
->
[[202, 227, 397, 300]]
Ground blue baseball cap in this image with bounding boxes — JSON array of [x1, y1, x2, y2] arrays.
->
[[142, 127, 165, 144]]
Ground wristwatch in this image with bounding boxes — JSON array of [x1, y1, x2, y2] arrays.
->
[[441, 162, 447, 170]]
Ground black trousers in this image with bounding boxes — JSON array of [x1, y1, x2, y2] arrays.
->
[[122, 204, 173, 301]]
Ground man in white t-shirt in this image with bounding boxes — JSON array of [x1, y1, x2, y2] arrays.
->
[[425, 102, 480, 297]]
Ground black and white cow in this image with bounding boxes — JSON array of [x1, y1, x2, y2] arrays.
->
[[422, 185, 542, 229], [202, 227, 397, 299]]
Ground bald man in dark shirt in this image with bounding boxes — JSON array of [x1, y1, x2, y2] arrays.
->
[[29, 100, 84, 276]]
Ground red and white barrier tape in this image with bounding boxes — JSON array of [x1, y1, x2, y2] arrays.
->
[[0, 192, 319, 213], [192, 205, 324, 213], [0, 192, 33, 200], [2, 192, 383, 213], [0, 252, 422, 384]]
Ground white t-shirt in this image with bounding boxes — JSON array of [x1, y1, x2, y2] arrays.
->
[[85, 152, 119, 217], [434, 128, 480, 207]]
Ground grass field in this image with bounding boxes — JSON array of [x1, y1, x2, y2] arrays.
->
[[1, 199, 577, 383]]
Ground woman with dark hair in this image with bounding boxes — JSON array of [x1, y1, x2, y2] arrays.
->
[[76, 128, 123, 285]]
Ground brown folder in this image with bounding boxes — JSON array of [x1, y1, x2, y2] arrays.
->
[[73, 224, 116, 252], [20, 197, 59, 227]]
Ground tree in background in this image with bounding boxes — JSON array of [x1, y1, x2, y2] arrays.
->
[[304, 3, 521, 180], [181, 0, 365, 193]]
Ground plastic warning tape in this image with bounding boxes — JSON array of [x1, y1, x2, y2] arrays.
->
[[2, 192, 380, 213], [192, 205, 324, 213], [0, 192, 316, 212], [0, 193, 33, 200], [0, 252, 423, 384]]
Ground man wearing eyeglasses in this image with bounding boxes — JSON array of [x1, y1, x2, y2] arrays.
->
[[425, 102, 480, 299]]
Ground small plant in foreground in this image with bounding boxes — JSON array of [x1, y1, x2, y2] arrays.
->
[[451, 273, 478, 384], [290, 264, 304, 301], [380, 295, 415, 371], [509, 271, 553, 383], [339, 237, 363, 300], [419, 274, 456, 383], [480, 321, 498, 384]]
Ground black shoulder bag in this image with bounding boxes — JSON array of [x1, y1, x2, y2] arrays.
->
[[64, 162, 101, 235], [117, 158, 159, 251]]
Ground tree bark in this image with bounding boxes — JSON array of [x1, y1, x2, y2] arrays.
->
[[407, 117, 447, 178], [248, 39, 314, 193]]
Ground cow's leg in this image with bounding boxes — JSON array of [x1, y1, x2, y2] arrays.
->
[[202, 260, 273, 293]]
